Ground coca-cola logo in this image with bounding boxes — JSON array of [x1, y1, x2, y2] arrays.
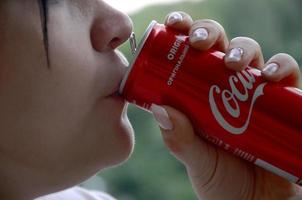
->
[[209, 69, 267, 135]]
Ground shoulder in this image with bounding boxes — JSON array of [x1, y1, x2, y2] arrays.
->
[[36, 186, 116, 200]]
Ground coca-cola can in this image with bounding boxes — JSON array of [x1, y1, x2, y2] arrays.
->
[[119, 21, 302, 185]]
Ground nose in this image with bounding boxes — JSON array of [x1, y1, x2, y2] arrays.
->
[[90, 3, 133, 52]]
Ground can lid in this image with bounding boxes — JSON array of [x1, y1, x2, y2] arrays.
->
[[119, 20, 158, 95]]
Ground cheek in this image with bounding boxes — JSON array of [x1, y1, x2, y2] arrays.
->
[[48, 6, 126, 99], [49, 19, 108, 99], [0, 3, 134, 172]]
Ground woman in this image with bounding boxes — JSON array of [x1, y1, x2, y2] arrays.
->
[[0, 0, 301, 199]]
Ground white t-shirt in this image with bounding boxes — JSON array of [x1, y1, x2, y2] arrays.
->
[[35, 187, 116, 200]]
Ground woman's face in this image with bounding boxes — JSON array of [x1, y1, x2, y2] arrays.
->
[[0, 0, 134, 194]]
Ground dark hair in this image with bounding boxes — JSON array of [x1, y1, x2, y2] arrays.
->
[[38, 0, 50, 67]]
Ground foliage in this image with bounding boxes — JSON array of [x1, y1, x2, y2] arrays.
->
[[82, 0, 302, 199]]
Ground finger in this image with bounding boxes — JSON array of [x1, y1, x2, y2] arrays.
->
[[150, 104, 257, 200], [150, 104, 217, 176], [189, 19, 229, 52], [224, 37, 265, 71], [165, 11, 193, 33], [262, 53, 301, 87]]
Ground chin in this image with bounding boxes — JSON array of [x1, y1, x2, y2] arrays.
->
[[102, 97, 135, 167], [112, 114, 135, 166]]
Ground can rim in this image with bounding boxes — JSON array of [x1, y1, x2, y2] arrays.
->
[[119, 20, 158, 95]]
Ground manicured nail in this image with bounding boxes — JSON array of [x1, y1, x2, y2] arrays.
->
[[190, 28, 209, 43], [263, 63, 279, 76], [167, 12, 183, 25], [226, 47, 244, 62], [151, 104, 173, 131]]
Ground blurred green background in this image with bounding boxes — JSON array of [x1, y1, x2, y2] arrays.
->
[[81, 0, 302, 199]]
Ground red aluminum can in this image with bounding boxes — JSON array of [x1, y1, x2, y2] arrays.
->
[[119, 21, 302, 185]]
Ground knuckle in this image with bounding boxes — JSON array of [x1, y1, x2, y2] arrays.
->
[[178, 11, 189, 17], [230, 37, 262, 58], [207, 19, 222, 27], [273, 53, 299, 70], [200, 19, 221, 26], [231, 37, 260, 49], [193, 19, 225, 32], [230, 36, 244, 43], [167, 11, 182, 16], [273, 53, 294, 61]]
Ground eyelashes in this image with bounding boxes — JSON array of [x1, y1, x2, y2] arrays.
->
[[38, 0, 50, 67]]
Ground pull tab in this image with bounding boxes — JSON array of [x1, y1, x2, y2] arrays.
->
[[129, 32, 137, 55]]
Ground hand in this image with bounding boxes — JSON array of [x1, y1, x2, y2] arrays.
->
[[150, 12, 302, 200]]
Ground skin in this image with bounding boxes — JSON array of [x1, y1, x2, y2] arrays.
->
[[0, 1, 300, 200], [158, 12, 302, 200], [0, 0, 134, 199]]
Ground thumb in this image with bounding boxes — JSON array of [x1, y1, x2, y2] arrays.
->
[[150, 104, 217, 174]]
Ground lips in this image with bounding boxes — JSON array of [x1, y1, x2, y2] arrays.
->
[[107, 75, 126, 98], [110, 88, 122, 97], [109, 86, 126, 104], [107, 50, 129, 98]]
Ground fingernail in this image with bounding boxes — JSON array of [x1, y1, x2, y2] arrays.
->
[[190, 28, 209, 43], [151, 104, 173, 131], [262, 63, 279, 76], [226, 47, 244, 62], [167, 12, 183, 25]]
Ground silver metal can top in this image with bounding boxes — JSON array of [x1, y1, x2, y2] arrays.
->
[[119, 21, 158, 95], [129, 32, 137, 55]]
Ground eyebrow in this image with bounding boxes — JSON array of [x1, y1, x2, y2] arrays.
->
[[37, 0, 50, 67]]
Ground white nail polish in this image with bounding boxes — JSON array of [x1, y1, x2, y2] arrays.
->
[[167, 12, 183, 25], [151, 104, 173, 131], [226, 47, 244, 62], [190, 28, 209, 43], [263, 63, 279, 76]]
